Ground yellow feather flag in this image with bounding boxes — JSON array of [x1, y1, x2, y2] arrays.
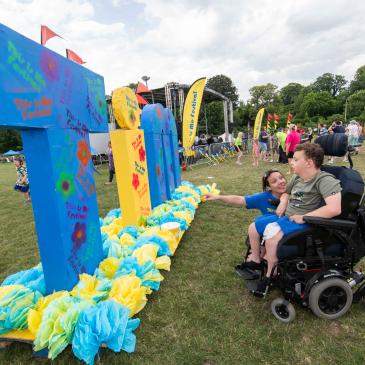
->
[[182, 77, 206, 155], [253, 108, 265, 140]]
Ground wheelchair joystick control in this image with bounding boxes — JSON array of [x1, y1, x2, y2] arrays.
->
[[348, 272, 365, 287]]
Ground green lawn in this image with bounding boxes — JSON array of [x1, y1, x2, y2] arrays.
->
[[1, 153, 365, 365]]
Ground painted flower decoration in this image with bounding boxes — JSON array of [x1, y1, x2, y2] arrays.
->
[[139, 146, 146, 162], [132, 173, 140, 190], [56, 172, 75, 198], [71, 222, 86, 248], [156, 164, 161, 177], [156, 106, 162, 119], [40, 52, 59, 82], [77, 140, 91, 166]]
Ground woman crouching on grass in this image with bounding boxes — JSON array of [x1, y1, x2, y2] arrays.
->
[[204, 170, 288, 269]]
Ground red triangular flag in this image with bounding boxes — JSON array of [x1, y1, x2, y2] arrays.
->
[[136, 93, 149, 105], [41, 25, 62, 46], [267, 113, 273, 122], [136, 82, 150, 94], [66, 49, 86, 64]]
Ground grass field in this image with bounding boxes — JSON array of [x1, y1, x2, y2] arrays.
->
[[1, 153, 365, 365]]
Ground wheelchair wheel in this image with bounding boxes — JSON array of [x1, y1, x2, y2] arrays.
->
[[309, 278, 353, 320], [271, 298, 296, 323]]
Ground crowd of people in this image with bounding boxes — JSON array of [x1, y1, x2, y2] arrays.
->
[[234, 119, 363, 169]]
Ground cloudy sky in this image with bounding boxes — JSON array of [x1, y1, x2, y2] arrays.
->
[[1, 0, 365, 100]]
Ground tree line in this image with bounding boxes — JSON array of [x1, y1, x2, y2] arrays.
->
[[203, 66, 365, 135]]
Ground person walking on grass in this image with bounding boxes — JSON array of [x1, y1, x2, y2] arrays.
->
[[259, 127, 268, 161], [285, 125, 300, 174], [235, 132, 244, 165], [252, 138, 260, 167], [13, 156, 31, 203], [105, 141, 115, 185]]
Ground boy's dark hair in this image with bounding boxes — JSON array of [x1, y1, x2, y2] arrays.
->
[[295, 142, 324, 168]]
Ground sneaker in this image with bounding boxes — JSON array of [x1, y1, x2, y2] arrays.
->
[[250, 276, 271, 298]]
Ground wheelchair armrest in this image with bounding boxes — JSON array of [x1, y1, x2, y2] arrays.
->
[[303, 216, 356, 230]]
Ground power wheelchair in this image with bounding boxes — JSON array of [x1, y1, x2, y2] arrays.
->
[[240, 133, 365, 322]]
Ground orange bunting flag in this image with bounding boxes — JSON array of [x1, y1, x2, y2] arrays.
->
[[267, 113, 272, 132], [274, 113, 279, 129], [66, 49, 86, 64], [286, 112, 293, 127], [41, 25, 63, 46]]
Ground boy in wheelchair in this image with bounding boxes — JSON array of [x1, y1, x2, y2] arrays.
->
[[244, 135, 365, 321], [246, 142, 342, 296]]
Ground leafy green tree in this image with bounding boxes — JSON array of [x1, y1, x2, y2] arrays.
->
[[293, 85, 315, 115], [233, 101, 255, 131], [127, 82, 138, 91], [347, 90, 365, 118], [206, 75, 239, 108], [0, 129, 22, 154], [280, 83, 304, 105], [204, 101, 225, 135], [249, 83, 278, 109], [349, 65, 365, 94], [312, 73, 347, 96], [300, 91, 334, 117], [325, 114, 345, 124]]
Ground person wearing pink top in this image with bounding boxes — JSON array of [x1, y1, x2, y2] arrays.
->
[[285, 125, 301, 174]]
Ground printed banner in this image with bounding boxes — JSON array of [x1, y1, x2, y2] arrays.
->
[[182, 77, 206, 152], [253, 108, 265, 140]]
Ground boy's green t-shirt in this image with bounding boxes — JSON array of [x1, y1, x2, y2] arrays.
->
[[235, 136, 242, 146], [286, 171, 342, 216]]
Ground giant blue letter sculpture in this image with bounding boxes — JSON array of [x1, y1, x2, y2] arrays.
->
[[0, 23, 108, 293]]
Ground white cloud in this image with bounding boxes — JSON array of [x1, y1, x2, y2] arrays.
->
[[1, 0, 365, 100]]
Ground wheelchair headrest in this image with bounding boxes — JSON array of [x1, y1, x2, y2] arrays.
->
[[314, 133, 348, 157]]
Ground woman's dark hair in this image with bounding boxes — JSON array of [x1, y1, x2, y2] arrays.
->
[[262, 169, 281, 191]]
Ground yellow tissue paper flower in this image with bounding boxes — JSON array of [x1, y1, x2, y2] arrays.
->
[[99, 257, 120, 279], [210, 183, 220, 195], [119, 233, 135, 246], [155, 256, 171, 271], [0, 285, 24, 299], [108, 276, 151, 317], [142, 227, 178, 255], [176, 186, 201, 202], [70, 274, 107, 301], [181, 196, 198, 209], [173, 211, 193, 225], [28, 291, 68, 336], [132, 244, 159, 266]]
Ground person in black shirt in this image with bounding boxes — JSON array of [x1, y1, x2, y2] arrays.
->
[[330, 121, 345, 134], [328, 121, 345, 163]]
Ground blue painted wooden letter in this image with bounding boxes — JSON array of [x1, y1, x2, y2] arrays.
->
[[140, 104, 168, 207], [163, 108, 181, 188], [0, 24, 108, 293]]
